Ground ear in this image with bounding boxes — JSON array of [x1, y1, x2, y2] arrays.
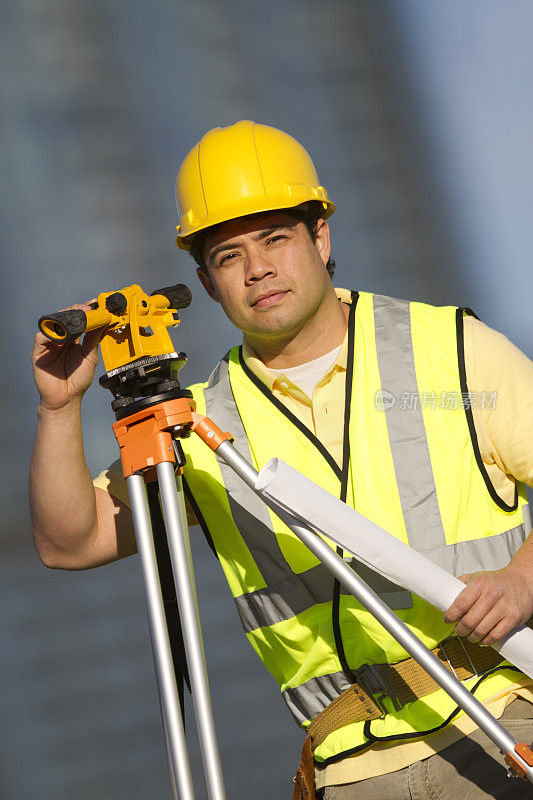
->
[[314, 218, 331, 267], [196, 267, 220, 303]]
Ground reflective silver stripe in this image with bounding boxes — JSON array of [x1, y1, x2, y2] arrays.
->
[[373, 294, 448, 562], [373, 294, 528, 578], [235, 560, 415, 634], [282, 671, 351, 726], [203, 354, 293, 587], [524, 503, 532, 534], [349, 560, 413, 611], [230, 521, 528, 633], [234, 563, 334, 632], [450, 523, 527, 576]]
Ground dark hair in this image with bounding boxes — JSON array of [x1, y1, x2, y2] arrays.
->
[[189, 202, 335, 278]]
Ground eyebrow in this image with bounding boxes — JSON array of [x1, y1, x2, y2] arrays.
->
[[208, 225, 292, 264]]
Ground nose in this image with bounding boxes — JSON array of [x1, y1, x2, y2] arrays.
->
[[244, 247, 277, 283]]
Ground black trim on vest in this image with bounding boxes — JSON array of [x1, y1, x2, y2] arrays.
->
[[341, 294, 358, 492], [361, 665, 522, 744], [463, 306, 480, 321], [237, 290, 361, 680], [314, 665, 524, 767], [238, 350, 342, 481], [455, 308, 518, 512], [237, 291, 360, 484], [182, 476, 219, 559], [332, 292, 359, 683], [146, 482, 191, 721]]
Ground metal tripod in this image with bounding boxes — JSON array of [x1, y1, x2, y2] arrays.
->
[[112, 394, 533, 797], [128, 458, 222, 800]]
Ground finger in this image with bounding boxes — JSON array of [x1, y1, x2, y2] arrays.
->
[[480, 612, 523, 647], [444, 582, 483, 624], [57, 300, 100, 346], [80, 304, 109, 356], [52, 301, 97, 331], [80, 327, 104, 360], [454, 592, 500, 637], [464, 603, 506, 643], [57, 302, 91, 312], [33, 329, 56, 354], [32, 329, 70, 364]]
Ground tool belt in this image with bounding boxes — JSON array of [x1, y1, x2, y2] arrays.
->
[[291, 635, 505, 800]]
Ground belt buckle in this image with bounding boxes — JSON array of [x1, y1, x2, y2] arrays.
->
[[355, 663, 402, 717]]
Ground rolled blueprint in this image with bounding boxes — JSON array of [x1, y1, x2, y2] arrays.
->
[[255, 458, 533, 680]]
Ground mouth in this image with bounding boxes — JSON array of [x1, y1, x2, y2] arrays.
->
[[251, 290, 289, 309]]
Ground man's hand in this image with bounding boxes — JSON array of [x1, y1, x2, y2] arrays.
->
[[30, 300, 136, 570], [32, 301, 104, 411], [444, 565, 533, 647]]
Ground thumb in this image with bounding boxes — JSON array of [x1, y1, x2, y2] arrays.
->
[[80, 327, 103, 362], [458, 572, 473, 585]]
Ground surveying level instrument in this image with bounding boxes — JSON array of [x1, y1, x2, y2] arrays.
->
[[39, 285, 533, 797]]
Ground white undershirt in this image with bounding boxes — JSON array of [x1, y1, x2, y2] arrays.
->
[[267, 344, 342, 397]]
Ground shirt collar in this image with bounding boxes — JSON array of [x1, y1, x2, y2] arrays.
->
[[242, 287, 351, 389]]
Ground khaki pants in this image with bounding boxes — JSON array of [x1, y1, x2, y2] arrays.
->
[[320, 697, 533, 800]]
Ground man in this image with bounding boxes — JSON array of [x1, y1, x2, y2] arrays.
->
[[31, 121, 533, 799]]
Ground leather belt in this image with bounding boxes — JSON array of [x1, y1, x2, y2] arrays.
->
[[308, 635, 506, 750]]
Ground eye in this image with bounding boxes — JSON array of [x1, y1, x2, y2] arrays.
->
[[218, 251, 238, 266], [266, 234, 286, 245]]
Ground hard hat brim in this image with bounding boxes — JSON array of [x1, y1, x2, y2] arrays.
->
[[175, 198, 336, 251]]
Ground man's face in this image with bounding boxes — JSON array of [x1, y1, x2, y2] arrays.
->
[[197, 211, 332, 342]]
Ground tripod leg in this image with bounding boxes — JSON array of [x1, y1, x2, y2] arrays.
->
[[162, 704, 180, 800], [156, 461, 227, 800], [127, 473, 195, 800]]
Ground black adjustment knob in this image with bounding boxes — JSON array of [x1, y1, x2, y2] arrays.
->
[[105, 292, 128, 314], [151, 284, 192, 310]]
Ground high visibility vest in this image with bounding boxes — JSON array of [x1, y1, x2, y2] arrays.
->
[[181, 291, 531, 765]]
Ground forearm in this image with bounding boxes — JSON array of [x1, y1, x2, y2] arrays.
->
[[30, 400, 99, 568], [505, 526, 533, 580]]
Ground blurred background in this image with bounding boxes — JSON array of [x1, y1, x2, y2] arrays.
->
[[2, 1, 532, 798]]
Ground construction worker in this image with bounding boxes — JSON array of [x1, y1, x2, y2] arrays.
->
[[30, 121, 533, 799]]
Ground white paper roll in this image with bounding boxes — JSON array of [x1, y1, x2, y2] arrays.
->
[[256, 458, 533, 679]]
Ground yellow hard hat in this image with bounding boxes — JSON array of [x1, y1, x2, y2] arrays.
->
[[175, 120, 335, 250]]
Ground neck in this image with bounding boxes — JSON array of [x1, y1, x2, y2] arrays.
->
[[245, 293, 350, 369]]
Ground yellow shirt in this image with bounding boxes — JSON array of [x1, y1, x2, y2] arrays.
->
[[94, 288, 533, 786]]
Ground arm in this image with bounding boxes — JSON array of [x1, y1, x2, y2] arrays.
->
[[30, 306, 137, 569], [444, 319, 533, 645]]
